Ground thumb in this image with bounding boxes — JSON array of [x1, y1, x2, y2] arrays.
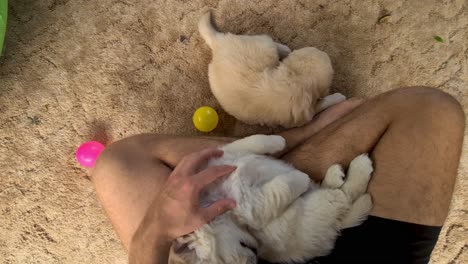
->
[[200, 199, 236, 223]]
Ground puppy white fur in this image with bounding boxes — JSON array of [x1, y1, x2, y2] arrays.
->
[[172, 135, 374, 264], [199, 13, 346, 128]]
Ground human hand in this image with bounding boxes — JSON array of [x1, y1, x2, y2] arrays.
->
[[136, 148, 237, 243]]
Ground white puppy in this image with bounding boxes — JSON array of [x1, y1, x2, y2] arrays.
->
[[171, 135, 373, 264], [199, 13, 346, 128]]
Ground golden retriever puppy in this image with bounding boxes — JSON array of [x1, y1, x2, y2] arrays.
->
[[199, 12, 345, 128]]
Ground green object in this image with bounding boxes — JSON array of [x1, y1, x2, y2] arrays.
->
[[434, 36, 444, 43], [0, 0, 7, 55]]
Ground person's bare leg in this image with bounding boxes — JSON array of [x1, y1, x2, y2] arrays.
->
[[283, 87, 465, 226], [91, 135, 232, 249], [92, 87, 464, 249]]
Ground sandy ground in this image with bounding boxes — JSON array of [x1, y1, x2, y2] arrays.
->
[[0, 0, 466, 263]]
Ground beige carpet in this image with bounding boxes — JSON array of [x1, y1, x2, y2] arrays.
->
[[0, 0, 466, 263]]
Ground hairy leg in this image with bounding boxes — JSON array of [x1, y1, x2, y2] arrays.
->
[[92, 87, 464, 249], [283, 87, 464, 226]]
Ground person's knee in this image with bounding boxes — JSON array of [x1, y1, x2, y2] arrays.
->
[[389, 86, 465, 182], [391, 86, 465, 129], [92, 134, 162, 178], [92, 136, 138, 178], [369, 87, 464, 225]]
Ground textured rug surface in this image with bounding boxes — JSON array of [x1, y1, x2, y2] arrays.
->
[[0, 0, 466, 263]]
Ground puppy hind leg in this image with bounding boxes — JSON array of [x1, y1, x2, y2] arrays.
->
[[341, 154, 373, 201], [340, 194, 373, 229], [321, 164, 345, 189], [243, 171, 310, 228]]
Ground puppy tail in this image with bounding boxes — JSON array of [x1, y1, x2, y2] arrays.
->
[[198, 12, 220, 48]]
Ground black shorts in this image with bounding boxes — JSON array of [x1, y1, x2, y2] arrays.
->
[[259, 216, 442, 264]]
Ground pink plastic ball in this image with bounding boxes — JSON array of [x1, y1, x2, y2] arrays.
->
[[76, 141, 105, 168]]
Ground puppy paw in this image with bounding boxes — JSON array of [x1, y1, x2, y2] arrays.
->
[[284, 171, 310, 195], [328, 93, 346, 103], [276, 43, 292, 59], [261, 135, 286, 154], [316, 93, 347, 112], [348, 154, 373, 182], [223, 134, 286, 154], [322, 164, 345, 188], [341, 154, 373, 200]]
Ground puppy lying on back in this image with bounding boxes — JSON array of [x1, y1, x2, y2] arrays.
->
[[171, 134, 374, 264], [199, 13, 345, 128]]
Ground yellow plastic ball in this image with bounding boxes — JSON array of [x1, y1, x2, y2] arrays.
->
[[193, 106, 219, 132]]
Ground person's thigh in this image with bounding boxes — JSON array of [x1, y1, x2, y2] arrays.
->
[[91, 135, 232, 249], [283, 87, 465, 226]]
